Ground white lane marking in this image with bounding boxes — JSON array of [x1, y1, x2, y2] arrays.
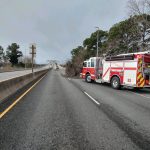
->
[[84, 91, 100, 105], [128, 91, 150, 99]]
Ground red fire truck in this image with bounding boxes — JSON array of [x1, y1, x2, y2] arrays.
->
[[80, 51, 150, 89]]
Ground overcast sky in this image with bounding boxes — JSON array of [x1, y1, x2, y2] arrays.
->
[[0, 0, 128, 64]]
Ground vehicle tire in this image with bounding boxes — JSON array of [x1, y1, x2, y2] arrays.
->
[[85, 74, 92, 83], [111, 76, 121, 89]]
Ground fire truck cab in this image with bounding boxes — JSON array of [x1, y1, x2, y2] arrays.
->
[[81, 51, 150, 89]]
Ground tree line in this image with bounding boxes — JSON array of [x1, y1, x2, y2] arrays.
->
[[66, 0, 150, 76], [0, 43, 35, 68], [0, 43, 23, 67]]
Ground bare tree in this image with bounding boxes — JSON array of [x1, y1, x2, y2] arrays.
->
[[127, 0, 150, 51], [145, 0, 150, 11], [0, 46, 4, 63], [128, 0, 150, 15]]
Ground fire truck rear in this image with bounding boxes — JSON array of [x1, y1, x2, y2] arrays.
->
[[80, 51, 150, 89]]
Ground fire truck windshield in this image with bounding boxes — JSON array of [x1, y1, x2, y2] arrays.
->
[[83, 62, 87, 67]]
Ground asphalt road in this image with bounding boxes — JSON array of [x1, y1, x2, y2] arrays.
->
[[0, 69, 150, 149], [0, 66, 49, 82]]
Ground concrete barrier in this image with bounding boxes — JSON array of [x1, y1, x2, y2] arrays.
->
[[0, 69, 49, 103]]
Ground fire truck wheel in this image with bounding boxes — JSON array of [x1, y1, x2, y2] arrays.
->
[[85, 74, 92, 83], [111, 76, 121, 89]]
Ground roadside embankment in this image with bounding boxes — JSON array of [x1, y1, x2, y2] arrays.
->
[[0, 69, 49, 103]]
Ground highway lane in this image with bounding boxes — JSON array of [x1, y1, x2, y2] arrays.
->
[[0, 66, 49, 82], [71, 78, 150, 149], [0, 69, 140, 150]]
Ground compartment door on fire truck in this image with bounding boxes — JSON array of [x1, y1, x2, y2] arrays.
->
[[102, 61, 111, 82], [123, 61, 137, 86]]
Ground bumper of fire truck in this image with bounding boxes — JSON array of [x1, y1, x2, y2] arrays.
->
[[80, 73, 86, 79], [80, 73, 82, 78]]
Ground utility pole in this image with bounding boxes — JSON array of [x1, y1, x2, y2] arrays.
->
[[95, 27, 99, 57], [24, 49, 27, 70], [30, 44, 36, 73]]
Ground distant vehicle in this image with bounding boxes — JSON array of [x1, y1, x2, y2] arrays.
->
[[80, 51, 150, 89]]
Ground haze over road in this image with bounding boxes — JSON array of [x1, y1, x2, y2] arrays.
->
[[0, 69, 150, 149]]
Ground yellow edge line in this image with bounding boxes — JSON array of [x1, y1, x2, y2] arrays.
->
[[0, 74, 47, 119]]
